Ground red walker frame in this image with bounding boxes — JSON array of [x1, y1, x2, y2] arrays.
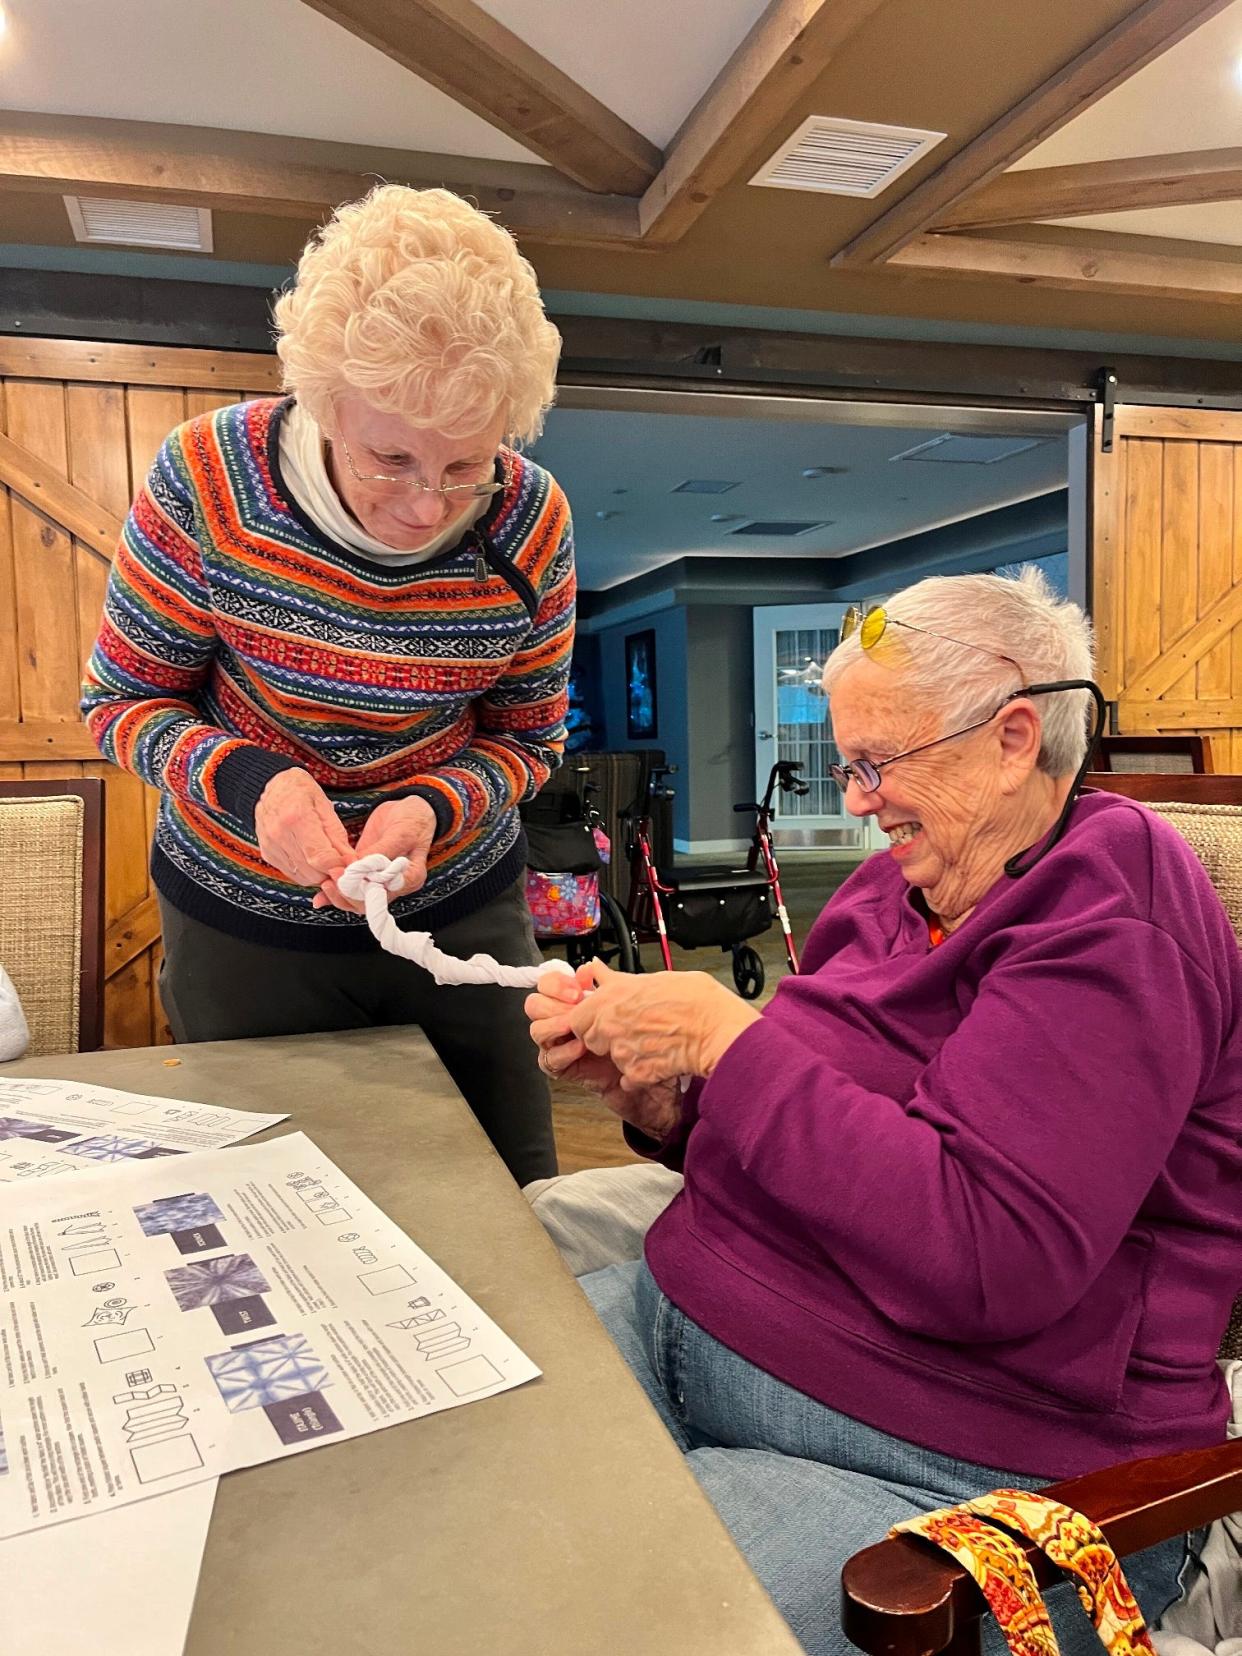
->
[[621, 759, 809, 995]]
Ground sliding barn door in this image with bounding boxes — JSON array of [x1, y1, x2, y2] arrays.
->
[[1093, 405, 1242, 768], [0, 339, 279, 1047]]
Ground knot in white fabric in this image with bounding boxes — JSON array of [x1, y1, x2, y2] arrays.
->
[[337, 855, 574, 989]]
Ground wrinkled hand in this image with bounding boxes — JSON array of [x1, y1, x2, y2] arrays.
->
[[313, 796, 438, 914], [255, 768, 352, 898], [525, 965, 682, 1141], [567, 960, 761, 1088]]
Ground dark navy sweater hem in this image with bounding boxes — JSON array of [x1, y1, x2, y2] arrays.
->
[[152, 841, 527, 953]]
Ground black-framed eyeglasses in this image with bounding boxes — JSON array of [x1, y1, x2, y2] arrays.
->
[[829, 683, 1085, 794]]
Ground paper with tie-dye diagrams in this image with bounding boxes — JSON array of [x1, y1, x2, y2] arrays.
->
[[0, 1132, 540, 1538], [0, 1074, 286, 1182]]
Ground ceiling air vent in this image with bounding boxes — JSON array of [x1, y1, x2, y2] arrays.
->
[[672, 478, 740, 494], [730, 520, 832, 537], [750, 115, 946, 198], [891, 435, 1044, 466], [64, 196, 214, 252]]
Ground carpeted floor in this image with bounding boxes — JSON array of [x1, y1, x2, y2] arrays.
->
[[543, 853, 867, 1173]]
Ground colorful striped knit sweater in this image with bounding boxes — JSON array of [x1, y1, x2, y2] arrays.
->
[[81, 398, 575, 951]]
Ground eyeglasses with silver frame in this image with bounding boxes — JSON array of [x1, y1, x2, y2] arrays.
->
[[334, 430, 504, 500]]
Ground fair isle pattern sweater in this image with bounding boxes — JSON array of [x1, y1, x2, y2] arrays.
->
[[81, 399, 575, 951]]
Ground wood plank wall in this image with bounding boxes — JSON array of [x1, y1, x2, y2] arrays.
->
[[4, 341, 1240, 1049], [0, 339, 279, 1048], [1094, 405, 1242, 767]]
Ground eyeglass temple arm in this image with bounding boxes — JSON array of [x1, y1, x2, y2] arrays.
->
[[1004, 680, 1108, 879], [851, 681, 1106, 784]]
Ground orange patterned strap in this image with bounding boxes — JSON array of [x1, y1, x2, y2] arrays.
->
[[894, 1491, 1155, 1656], [894, 1508, 1061, 1656], [966, 1492, 1155, 1656]]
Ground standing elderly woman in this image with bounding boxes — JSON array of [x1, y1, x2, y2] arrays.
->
[[82, 185, 572, 1185], [527, 569, 1242, 1655]]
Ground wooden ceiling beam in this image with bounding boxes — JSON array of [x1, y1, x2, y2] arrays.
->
[[936, 148, 1242, 230], [638, 0, 887, 245], [0, 112, 642, 247], [297, 0, 660, 196], [888, 231, 1242, 304], [833, 0, 1239, 266]]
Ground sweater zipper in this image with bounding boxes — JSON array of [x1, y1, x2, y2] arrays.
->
[[477, 540, 538, 621], [408, 533, 538, 621]]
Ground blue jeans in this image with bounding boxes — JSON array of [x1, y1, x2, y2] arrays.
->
[[581, 1260, 1193, 1656]]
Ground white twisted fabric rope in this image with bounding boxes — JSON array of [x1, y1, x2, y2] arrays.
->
[[337, 855, 575, 989]]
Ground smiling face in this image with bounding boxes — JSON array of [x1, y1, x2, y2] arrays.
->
[[828, 655, 1050, 922], [325, 393, 506, 551]]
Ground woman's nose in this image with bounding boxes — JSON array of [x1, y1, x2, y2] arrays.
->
[[843, 775, 880, 818], [409, 488, 450, 525]]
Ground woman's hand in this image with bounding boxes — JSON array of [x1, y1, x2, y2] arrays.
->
[[255, 768, 353, 895], [567, 960, 762, 1088], [525, 966, 682, 1141], [313, 796, 439, 913]]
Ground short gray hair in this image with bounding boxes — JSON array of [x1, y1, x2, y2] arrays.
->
[[823, 567, 1095, 777]]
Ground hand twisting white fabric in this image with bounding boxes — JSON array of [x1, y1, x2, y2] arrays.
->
[[336, 855, 575, 988]]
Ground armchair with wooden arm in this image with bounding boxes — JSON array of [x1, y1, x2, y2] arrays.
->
[[843, 1412, 1242, 1656]]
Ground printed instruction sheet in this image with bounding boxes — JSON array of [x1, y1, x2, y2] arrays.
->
[[0, 1131, 540, 1537], [0, 1075, 287, 1183]]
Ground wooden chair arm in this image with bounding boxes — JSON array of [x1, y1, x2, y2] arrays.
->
[[841, 1439, 1242, 1656]]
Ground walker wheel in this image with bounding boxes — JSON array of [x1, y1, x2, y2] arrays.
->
[[732, 945, 765, 1000]]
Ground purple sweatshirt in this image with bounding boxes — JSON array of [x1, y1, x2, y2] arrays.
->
[[639, 792, 1242, 1477]]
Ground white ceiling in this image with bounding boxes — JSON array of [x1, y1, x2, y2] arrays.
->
[[1018, 0, 1242, 166], [1045, 201, 1242, 247], [0, 0, 538, 159], [0, 0, 770, 159], [1013, 0, 1242, 245], [532, 407, 1068, 590], [477, 0, 770, 147]]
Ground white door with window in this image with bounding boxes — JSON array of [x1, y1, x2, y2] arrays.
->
[[753, 604, 869, 848]]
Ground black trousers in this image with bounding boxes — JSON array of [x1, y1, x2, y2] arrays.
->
[[157, 880, 556, 1186]]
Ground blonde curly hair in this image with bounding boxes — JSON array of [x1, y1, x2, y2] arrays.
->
[[274, 184, 561, 444]]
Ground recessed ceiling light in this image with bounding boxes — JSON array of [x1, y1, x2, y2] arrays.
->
[[709, 512, 743, 523], [595, 509, 619, 521], [801, 466, 848, 479]]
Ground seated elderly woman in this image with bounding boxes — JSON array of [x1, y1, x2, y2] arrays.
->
[[526, 569, 1242, 1656]]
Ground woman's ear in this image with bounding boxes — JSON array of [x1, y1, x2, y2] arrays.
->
[[996, 699, 1043, 789]]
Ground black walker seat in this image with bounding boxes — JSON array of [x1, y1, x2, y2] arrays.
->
[[654, 864, 774, 952]]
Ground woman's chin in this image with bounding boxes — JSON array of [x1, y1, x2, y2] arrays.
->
[[367, 521, 440, 551]]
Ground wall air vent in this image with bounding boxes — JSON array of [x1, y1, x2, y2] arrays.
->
[[64, 196, 214, 251], [750, 116, 946, 198]]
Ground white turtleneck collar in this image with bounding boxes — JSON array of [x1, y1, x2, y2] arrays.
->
[[277, 400, 489, 567]]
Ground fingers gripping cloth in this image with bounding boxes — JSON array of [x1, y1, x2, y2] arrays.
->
[[337, 856, 575, 989]]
